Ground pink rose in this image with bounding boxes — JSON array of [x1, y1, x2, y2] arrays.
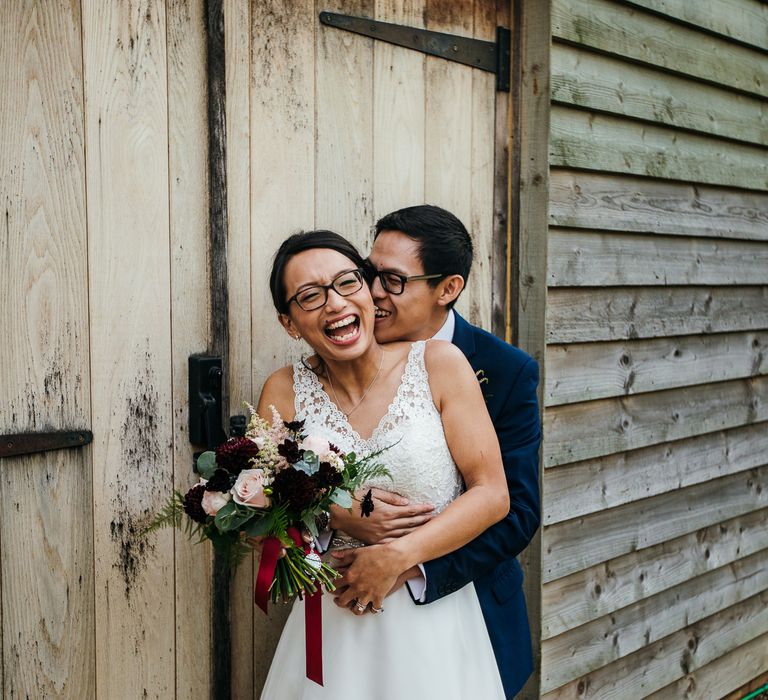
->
[[202, 490, 231, 516], [300, 435, 331, 456], [232, 468, 269, 507]]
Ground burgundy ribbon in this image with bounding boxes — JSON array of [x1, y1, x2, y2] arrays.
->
[[254, 526, 324, 686]]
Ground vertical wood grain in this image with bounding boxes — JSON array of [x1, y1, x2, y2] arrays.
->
[[82, 1, 175, 696], [372, 0, 426, 223], [0, 1, 95, 696], [224, 0, 254, 695], [167, 1, 212, 698]]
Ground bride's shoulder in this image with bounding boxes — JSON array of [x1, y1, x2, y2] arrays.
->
[[257, 365, 296, 419], [423, 338, 468, 367]]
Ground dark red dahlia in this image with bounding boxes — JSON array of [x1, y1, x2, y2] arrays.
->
[[183, 483, 208, 523], [328, 442, 342, 455], [277, 438, 304, 464], [205, 468, 233, 493], [271, 466, 318, 513], [215, 437, 259, 474], [314, 461, 343, 489]]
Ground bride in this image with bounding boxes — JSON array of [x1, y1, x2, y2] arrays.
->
[[258, 230, 509, 699]]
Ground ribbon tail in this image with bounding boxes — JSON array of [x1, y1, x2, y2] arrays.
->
[[254, 536, 282, 614], [305, 590, 323, 686]]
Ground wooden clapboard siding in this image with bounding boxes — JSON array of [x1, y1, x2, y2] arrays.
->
[[551, 45, 768, 146], [224, 0, 255, 696], [549, 171, 768, 242], [552, 0, 768, 98], [82, 1, 175, 696], [0, 0, 95, 696], [166, 2, 211, 698], [547, 286, 768, 344], [549, 229, 768, 286], [622, 0, 768, 52], [543, 465, 768, 583], [541, 548, 768, 693], [542, 508, 768, 640], [544, 422, 768, 525], [551, 106, 768, 190], [646, 630, 768, 699], [542, 589, 768, 700], [545, 376, 768, 468], [545, 331, 768, 406]]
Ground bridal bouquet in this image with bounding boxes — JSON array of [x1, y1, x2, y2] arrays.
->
[[148, 404, 389, 607]]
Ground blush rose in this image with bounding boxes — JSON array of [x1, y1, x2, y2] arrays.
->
[[232, 468, 270, 507]]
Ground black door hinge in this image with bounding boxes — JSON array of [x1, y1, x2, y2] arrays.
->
[[0, 431, 93, 459], [319, 12, 511, 92]]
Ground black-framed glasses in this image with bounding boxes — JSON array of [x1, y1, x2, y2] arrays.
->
[[373, 270, 445, 295], [286, 268, 366, 311]]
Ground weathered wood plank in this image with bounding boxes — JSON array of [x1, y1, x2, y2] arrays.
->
[[542, 548, 768, 693], [468, 0, 497, 331], [552, 0, 768, 98], [543, 466, 768, 583], [548, 228, 768, 287], [623, 0, 768, 52], [224, 0, 254, 696], [549, 170, 768, 241], [83, 1, 175, 697], [545, 376, 768, 468], [544, 422, 768, 525], [646, 630, 768, 700], [546, 286, 768, 344], [515, 0, 551, 697], [545, 331, 768, 406], [425, 0, 474, 323], [316, 0, 374, 252], [542, 590, 768, 700], [550, 106, 768, 191], [551, 45, 768, 146], [542, 508, 768, 639], [167, 1, 211, 698], [250, 0, 316, 694], [0, 2, 95, 696], [372, 0, 425, 221]]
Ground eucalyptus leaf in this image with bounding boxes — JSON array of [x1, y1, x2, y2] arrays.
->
[[215, 501, 256, 533], [302, 512, 319, 538], [330, 488, 353, 508], [244, 514, 273, 537], [196, 451, 217, 479]]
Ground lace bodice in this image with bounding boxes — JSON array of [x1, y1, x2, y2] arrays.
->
[[293, 341, 463, 513]]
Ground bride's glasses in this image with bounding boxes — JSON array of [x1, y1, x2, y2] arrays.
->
[[287, 269, 366, 311]]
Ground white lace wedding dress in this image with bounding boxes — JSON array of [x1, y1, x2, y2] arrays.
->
[[260, 341, 505, 699]]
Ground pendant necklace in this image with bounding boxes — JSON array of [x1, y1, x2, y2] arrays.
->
[[326, 348, 385, 418]]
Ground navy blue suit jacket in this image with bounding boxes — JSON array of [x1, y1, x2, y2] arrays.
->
[[416, 312, 541, 698]]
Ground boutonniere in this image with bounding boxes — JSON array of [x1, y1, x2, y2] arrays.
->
[[475, 369, 492, 401]]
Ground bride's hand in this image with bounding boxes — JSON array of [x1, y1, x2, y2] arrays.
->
[[330, 488, 435, 544]]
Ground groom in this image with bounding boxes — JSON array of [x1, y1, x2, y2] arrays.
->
[[330, 205, 541, 698]]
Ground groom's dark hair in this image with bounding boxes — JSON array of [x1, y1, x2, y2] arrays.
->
[[270, 229, 369, 314], [374, 205, 473, 309]]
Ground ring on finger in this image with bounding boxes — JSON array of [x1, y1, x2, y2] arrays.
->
[[370, 605, 384, 614], [354, 601, 367, 612]]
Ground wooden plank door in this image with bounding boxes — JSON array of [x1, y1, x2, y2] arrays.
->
[[223, 0, 512, 694]]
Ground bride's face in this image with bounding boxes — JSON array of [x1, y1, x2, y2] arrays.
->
[[279, 248, 376, 361]]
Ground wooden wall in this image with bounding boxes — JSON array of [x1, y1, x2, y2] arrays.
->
[[0, 1, 212, 698], [539, 0, 768, 697]]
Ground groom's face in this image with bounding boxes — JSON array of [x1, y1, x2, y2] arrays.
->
[[368, 230, 444, 343]]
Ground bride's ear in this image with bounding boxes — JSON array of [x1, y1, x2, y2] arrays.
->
[[278, 313, 300, 340]]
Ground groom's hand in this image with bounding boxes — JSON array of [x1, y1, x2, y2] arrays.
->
[[331, 545, 407, 614], [330, 488, 435, 544]]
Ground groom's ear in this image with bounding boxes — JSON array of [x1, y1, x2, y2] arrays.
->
[[435, 274, 465, 307]]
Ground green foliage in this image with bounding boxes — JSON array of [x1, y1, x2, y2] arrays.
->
[[196, 451, 217, 478], [214, 500, 256, 533]]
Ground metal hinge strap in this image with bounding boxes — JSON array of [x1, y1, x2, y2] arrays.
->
[[319, 12, 511, 92], [0, 431, 93, 459]]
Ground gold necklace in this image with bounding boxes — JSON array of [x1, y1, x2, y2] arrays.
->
[[326, 348, 385, 418]]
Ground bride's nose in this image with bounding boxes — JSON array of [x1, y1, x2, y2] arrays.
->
[[323, 287, 347, 313]]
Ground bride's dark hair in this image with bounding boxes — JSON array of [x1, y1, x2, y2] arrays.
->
[[270, 230, 370, 314]]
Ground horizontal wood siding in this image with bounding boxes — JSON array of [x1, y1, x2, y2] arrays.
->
[[542, 0, 768, 696]]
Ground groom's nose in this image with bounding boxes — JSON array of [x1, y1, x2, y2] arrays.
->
[[370, 275, 387, 300]]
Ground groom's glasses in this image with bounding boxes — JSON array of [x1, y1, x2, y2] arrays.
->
[[287, 268, 366, 311], [373, 270, 446, 295]]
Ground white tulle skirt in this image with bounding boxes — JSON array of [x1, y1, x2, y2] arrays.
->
[[260, 583, 505, 700]]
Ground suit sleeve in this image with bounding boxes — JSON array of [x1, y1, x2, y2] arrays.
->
[[416, 356, 541, 604]]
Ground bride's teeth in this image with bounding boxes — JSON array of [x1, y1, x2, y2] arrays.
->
[[326, 315, 357, 330]]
